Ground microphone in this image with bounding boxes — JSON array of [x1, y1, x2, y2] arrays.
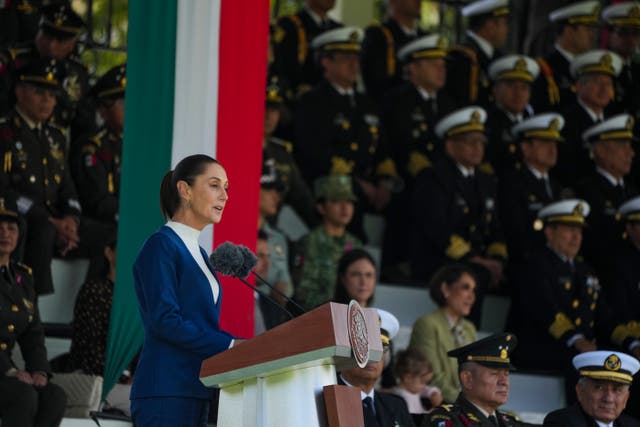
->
[[210, 242, 296, 319], [235, 243, 307, 314]]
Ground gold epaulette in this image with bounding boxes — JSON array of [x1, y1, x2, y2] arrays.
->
[[448, 45, 479, 102], [486, 242, 508, 259], [367, 22, 395, 77], [549, 312, 575, 340], [446, 234, 471, 260], [536, 57, 560, 106], [16, 262, 32, 276], [270, 137, 293, 153], [287, 15, 307, 65]]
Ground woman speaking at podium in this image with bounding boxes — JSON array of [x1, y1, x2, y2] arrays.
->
[[130, 154, 237, 427]]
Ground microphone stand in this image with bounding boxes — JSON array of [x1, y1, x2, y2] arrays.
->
[[233, 275, 295, 319], [252, 271, 307, 314]]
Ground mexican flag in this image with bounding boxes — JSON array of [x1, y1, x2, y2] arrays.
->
[[103, 0, 269, 397]]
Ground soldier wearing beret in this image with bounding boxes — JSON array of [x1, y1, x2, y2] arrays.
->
[[484, 55, 538, 178], [410, 106, 507, 325], [555, 50, 622, 189], [272, 0, 342, 98], [0, 58, 114, 295], [425, 333, 533, 427], [294, 27, 399, 240], [444, 0, 510, 108], [544, 351, 640, 427], [293, 175, 362, 310], [0, 197, 67, 427], [339, 308, 415, 427], [576, 114, 637, 279], [498, 113, 566, 267], [380, 33, 455, 278], [70, 64, 126, 224], [0, 2, 94, 139], [360, 0, 426, 101], [530, 1, 599, 113], [263, 75, 316, 228]]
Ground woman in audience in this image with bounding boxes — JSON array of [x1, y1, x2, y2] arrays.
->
[[409, 263, 478, 403], [0, 198, 67, 426], [333, 248, 376, 307], [68, 238, 133, 415]]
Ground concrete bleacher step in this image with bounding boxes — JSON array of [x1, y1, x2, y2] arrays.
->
[[39, 258, 89, 325]]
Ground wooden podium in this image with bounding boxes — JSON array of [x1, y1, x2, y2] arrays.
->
[[200, 302, 383, 427]]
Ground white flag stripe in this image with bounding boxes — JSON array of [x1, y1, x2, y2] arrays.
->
[[171, 0, 221, 166]]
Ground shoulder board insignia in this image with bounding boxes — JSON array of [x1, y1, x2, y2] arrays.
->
[[8, 46, 31, 60], [270, 137, 293, 153], [82, 144, 97, 155], [478, 162, 495, 176], [16, 262, 32, 275], [466, 412, 480, 422], [440, 404, 454, 412]]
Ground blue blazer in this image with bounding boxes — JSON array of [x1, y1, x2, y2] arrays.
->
[[130, 226, 235, 400]]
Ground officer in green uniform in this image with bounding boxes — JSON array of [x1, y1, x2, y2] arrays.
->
[[0, 197, 67, 427], [263, 75, 316, 227], [425, 333, 533, 427], [293, 175, 362, 310], [0, 58, 114, 295], [0, 2, 94, 139], [70, 64, 126, 224]]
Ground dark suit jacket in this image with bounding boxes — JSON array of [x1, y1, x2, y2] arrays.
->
[[337, 376, 415, 427], [130, 226, 235, 400], [576, 172, 638, 278], [544, 404, 640, 427], [485, 105, 532, 178], [498, 166, 562, 265], [410, 156, 505, 281], [444, 35, 499, 108], [381, 83, 456, 182], [531, 47, 575, 113], [361, 18, 426, 100]]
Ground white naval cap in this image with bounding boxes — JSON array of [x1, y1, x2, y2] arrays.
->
[[581, 114, 636, 144], [537, 199, 590, 226], [435, 106, 487, 139], [488, 54, 540, 82], [311, 27, 363, 52], [549, 0, 601, 25], [512, 113, 565, 141], [376, 308, 400, 345], [573, 351, 640, 384], [602, 2, 640, 28], [619, 195, 640, 222], [462, 0, 509, 18], [397, 34, 448, 62], [570, 49, 623, 78]]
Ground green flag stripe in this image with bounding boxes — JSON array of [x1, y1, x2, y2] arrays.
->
[[103, 0, 178, 398]]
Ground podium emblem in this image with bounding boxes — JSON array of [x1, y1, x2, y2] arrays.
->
[[348, 300, 369, 368]]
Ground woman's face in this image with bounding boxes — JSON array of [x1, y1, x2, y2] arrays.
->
[[183, 162, 229, 227], [442, 272, 476, 318], [341, 258, 376, 306], [0, 220, 18, 257]]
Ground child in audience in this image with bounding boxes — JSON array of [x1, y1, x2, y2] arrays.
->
[[389, 348, 443, 413]]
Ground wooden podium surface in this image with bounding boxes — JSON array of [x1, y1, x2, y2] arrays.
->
[[200, 302, 382, 427]]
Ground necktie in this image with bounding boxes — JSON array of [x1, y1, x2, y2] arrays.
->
[[362, 396, 376, 416], [452, 324, 465, 346], [488, 414, 499, 426], [542, 176, 553, 199], [616, 183, 626, 201]]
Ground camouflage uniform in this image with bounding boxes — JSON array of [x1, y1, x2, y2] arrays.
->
[[294, 226, 362, 309]]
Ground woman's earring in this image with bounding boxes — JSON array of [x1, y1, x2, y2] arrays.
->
[[186, 200, 191, 209]]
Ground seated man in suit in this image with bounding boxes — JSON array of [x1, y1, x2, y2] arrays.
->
[[339, 308, 415, 427], [544, 351, 640, 426], [426, 333, 532, 426]]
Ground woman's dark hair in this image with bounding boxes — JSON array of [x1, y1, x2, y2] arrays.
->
[[429, 263, 477, 307], [393, 347, 432, 379], [160, 154, 220, 219], [333, 248, 376, 305]]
